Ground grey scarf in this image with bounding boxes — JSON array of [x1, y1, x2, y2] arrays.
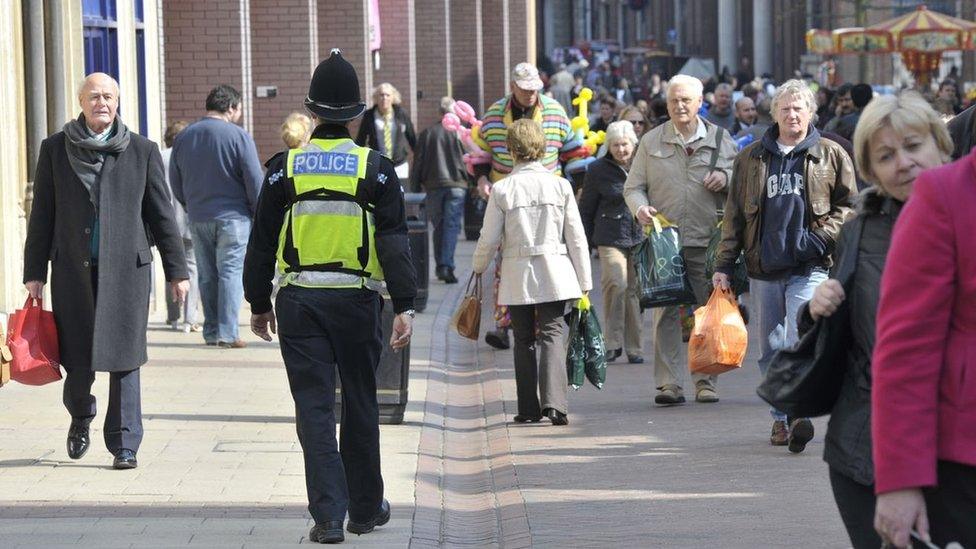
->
[[63, 114, 130, 210]]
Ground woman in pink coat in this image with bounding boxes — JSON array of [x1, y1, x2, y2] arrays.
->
[[871, 148, 976, 548]]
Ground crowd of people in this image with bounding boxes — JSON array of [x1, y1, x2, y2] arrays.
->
[[19, 45, 976, 545], [453, 58, 976, 548]]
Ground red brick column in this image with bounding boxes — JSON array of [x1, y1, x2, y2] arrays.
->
[[249, 0, 313, 161], [162, 0, 243, 126]]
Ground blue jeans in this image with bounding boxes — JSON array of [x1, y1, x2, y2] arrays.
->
[[751, 267, 829, 421], [425, 187, 466, 269], [190, 217, 251, 344]]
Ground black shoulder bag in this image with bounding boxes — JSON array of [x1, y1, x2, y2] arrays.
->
[[756, 216, 864, 418]]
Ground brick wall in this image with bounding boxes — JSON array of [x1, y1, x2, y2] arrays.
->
[[318, 0, 368, 140], [481, 1, 507, 104], [249, 0, 311, 161], [373, 0, 414, 125], [163, 0, 243, 127], [162, 0, 533, 159], [413, 0, 449, 132], [450, 0, 482, 114]]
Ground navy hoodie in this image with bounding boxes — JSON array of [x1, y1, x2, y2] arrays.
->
[[758, 125, 827, 276]]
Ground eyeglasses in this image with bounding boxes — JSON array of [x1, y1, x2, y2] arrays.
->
[[627, 119, 645, 125]]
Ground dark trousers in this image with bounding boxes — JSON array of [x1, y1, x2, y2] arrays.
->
[[275, 286, 384, 524], [508, 300, 569, 417], [829, 467, 881, 549], [925, 460, 976, 548], [63, 265, 143, 453]]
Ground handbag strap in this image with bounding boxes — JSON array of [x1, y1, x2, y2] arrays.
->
[[466, 272, 483, 300], [708, 125, 727, 215]]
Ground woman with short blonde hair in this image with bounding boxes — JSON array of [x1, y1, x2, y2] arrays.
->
[[852, 92, 953, 189], [472, 118, 593, 426], [280, 112, 312, 149], [799, 92, 952, 548]]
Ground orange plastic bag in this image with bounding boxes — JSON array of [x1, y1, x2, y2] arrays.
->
[[688, 288, 748, 376]]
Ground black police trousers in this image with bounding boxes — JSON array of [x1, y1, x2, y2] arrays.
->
[[274, 285, 385, 524]]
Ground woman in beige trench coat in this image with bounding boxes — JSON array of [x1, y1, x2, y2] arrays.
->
[[472, 119, 593, 425]]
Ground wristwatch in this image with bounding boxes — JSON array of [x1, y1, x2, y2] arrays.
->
[[401, 309, 416, 318]]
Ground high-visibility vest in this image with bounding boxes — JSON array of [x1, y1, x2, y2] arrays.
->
[[276, 138, 384, 290]]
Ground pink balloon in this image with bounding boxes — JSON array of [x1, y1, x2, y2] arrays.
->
[[441, 113, 461, 132], [453, 101, 477, 124]]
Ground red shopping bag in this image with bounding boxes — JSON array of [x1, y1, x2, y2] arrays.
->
[[6, 297, 62, 385]]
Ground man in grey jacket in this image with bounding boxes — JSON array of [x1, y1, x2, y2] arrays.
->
[[410, 97, 470, 284], [625, 74, 737, 407]]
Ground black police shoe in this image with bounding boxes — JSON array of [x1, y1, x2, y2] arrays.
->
[[113, 449, 138, 470], [309, 521, 344, 544], [67, 421, 90, 460], [347, 499, 391, 535]]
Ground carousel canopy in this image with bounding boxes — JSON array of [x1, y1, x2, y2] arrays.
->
[[806, 5, 976, 55]]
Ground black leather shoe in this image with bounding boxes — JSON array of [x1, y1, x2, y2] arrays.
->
[[67, 422, 90, 460], [435, 265, 449, 281], [544, 408, 569, 426], [484, 328, 510, 350], [606, 348, 623, 363], [347, 499, 391, 535], [309, 521, 344, 544], [627, 354, 644, 364], [513, 414, 543, 423], [443, 268, 458, 284], [113, 449, 138, 470]]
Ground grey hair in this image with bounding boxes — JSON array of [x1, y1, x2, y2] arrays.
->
[[605, 120, 638, 146], [667, 74, 704, 99], [77, 72, 120, 99], [439, 96, 455, 114], [372, 82, 402, 105], [771, 79, 817, 115]]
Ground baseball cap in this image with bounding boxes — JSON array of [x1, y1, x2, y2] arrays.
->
[[512, 62, 544, 91]]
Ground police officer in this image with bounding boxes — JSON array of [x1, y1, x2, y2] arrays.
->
[[243, 49, 417, 544]]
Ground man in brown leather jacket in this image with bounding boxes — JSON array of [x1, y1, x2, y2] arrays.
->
[[713, 79, 856, 454]]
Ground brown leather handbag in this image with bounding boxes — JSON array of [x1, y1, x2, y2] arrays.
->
[[451, 273, 482, 340]]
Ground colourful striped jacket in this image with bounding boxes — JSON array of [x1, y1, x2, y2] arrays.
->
[[473, 94, 580, 182]]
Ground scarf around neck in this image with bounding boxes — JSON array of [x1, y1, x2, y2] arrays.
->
[[63, 114, 131, 210]]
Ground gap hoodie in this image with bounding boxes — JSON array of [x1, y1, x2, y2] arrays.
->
[[758, 125, 827, 276]]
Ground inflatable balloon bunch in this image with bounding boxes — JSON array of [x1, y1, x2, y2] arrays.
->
[[440, 100, 492, 175], [563, 87, 604, 175]]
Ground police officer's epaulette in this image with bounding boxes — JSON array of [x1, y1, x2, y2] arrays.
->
[[364, 148, 381, 181]]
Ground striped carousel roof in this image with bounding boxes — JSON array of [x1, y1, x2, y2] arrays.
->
[[868, 5, 975, 34]]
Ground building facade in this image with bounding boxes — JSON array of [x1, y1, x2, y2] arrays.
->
[[536, 0, 972, 87], [1, 0, 166, 321], [161, 0, 536, 163]]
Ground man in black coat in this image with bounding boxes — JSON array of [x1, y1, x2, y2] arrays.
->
[[23, 73, 189, 470]]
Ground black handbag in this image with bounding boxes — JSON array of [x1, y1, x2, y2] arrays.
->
[[756, 216, 864, 418], [756, 304, 851, 418]]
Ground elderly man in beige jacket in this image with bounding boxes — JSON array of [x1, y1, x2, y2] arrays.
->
[[473, 119, 592, 426], [624, 74, 738, 406]]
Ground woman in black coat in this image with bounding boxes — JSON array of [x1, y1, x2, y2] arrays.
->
[[796, 93, 952, 549], [355, 82, 416, 179], [578, 120, 645, 364], [23, 73, 187, 468]]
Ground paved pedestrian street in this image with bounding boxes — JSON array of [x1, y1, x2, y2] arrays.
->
[[0, 240, 850, 548]]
